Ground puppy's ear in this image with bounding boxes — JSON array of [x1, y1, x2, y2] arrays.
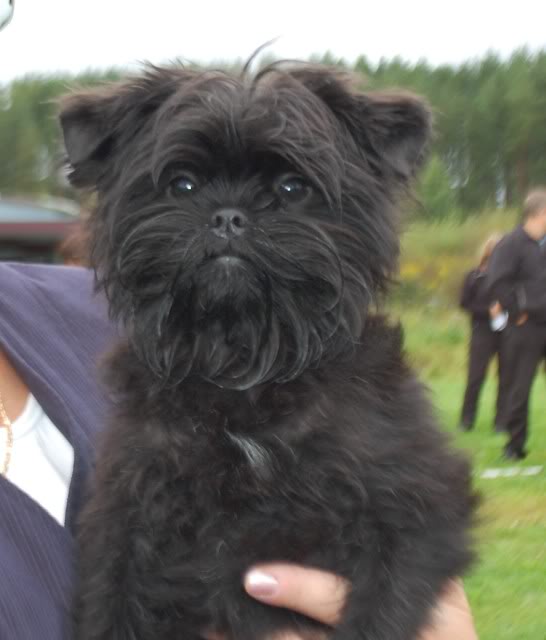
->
[[59, 89, 119, 188], [354, 91, 432, 181], [289, 67, 431, 182], [59, 67, 189, 188]]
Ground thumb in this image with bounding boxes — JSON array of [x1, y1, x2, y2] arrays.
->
[[244, 564, 349, 627]]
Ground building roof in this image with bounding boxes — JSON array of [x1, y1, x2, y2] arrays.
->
[[0, 198, 79, 242]]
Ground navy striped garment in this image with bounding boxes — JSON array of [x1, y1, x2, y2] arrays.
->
[[0, 263, 114, 639]]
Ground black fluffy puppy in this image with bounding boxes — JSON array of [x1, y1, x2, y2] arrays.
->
[[60, 63, 476, 640]]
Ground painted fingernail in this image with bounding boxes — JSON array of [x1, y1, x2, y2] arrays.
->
[[245, 570, 280, 598]]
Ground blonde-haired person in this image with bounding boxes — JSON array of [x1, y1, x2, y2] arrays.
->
[[478, 234, 503, 271], [459, 232, 509, 431], [57, 228, 89, 267]]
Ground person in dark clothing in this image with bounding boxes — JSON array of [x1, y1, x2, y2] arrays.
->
[[485, 189, 546, 460], [459, 233, 508, 432]]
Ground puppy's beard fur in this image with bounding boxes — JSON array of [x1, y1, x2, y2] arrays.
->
[[165, 257, 277, 389], [127, 222, 369, 390]]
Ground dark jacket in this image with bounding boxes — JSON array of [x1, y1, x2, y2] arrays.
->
[[459, 268, 491, 322], [485, 226, 546, 324], [0, 262, 114, 639]]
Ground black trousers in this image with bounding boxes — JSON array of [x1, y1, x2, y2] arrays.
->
[[460, 320, 509, 429], [502, 321, 546, 454]]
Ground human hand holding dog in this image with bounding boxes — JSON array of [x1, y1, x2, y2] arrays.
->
[[243, 565, 478, 640]]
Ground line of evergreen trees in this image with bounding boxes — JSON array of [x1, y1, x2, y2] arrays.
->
[[1, 49, 545, 218]]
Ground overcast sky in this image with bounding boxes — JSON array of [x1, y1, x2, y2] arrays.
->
[[1, 0, 545, 82]]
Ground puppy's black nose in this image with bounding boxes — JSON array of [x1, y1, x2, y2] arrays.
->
[[211, 209, 248, 238]]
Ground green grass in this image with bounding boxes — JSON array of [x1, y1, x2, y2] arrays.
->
[[392, 213, 546, 639], [421, 349, 546, 640]]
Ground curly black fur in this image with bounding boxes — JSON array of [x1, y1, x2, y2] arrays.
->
[[60, 62, 477, 640]]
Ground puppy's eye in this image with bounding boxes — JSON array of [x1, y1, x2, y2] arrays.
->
[[170, 175, 198, 195], [276, 176, 311, 203]]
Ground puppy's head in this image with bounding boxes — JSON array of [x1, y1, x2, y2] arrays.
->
[[60, 63, 430, 389]]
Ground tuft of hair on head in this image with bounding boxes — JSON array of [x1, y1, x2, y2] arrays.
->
[[522, 188, 546, 220], [240, 39, 279, 77]]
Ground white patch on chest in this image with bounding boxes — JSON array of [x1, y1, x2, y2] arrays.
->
[[226, 432, 271, 471]]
